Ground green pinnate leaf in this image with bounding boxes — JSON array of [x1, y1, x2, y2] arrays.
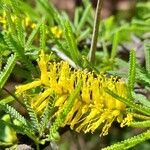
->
[[102, 129, 150, 150], [0, 54, 17, 89], [128, 49, 136, 99]]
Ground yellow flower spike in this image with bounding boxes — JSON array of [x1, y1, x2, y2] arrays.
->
[[38, 50, 49, 86], [16, 80, 41, 94], [15, 50, 133, 136], [51, 26, 62, 38]]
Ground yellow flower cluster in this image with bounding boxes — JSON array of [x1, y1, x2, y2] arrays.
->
[[0, 11, 36, 30], [50, 26, 62, 38], [16, 50, 132, 136], [0, 11, 7, 29], [0, 12, 61, 39], [24, 17, 36, 29]]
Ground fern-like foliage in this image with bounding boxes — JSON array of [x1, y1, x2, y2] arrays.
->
[[61, 18, 81, 66], [0, 104, 39, 143], [136, 67, 150, 87], [1, 118, 32, 138], [131, 120, 150, 128], [2, 3, 38, 75], [133, 93, 150, 108], [15, 17, 25, 48], [3, 33, 20, 52], [74, 1, 92, 42], [4, 32, 37, 74], [0, 54, 17, 89], [25, 19, 44, 51], [144, 42, 150, 74], [76, 4, 92, 33], [39, 93, 56, 136], [0, 104, 28, 127], [37, 0, 59, 23], [5, 9, 16, 35], [102, 129, 150, 150], [128, 49, 136, 99], [40, 22, 46, 50], [111, 31, 119, 59], [24, 98, 40, 133], [0, 43, 8, 52]]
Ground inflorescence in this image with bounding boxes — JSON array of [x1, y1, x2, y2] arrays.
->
[[16, 50, 133, 136]]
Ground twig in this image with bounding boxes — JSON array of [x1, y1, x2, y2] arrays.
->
[[3, 87, 26, 108], [88, 0, 104, 63]]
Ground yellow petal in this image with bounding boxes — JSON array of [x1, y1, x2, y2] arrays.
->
[[32, 88, 52, 109], [38, 50, 49, 85], [16, 80, 41, 94]]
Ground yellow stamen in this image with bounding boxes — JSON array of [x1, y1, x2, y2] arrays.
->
[[15, 50, 133, 136], [16, 80, 41, 94], [38, 50, 49, 85]]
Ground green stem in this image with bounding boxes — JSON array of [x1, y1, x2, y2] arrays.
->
[[88, 0, 104, 63], [36, 143, 40, 150], [3, 87, 27, 109]]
